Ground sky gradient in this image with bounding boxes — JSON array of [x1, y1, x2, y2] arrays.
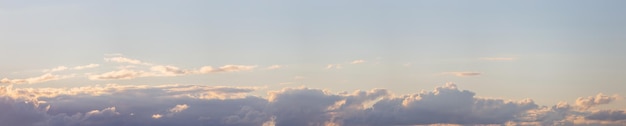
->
[[2, 0, 626, 125]]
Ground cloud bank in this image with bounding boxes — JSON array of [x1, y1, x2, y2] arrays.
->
[[1, 83, 623, 126]]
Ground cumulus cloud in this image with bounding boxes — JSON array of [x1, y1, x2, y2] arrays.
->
[[480, 57, 516, 61], [1, 83, 625, 125], [576, 93, 619, 110], [1, 73, 73, 85], [443, 72, 482, 77]]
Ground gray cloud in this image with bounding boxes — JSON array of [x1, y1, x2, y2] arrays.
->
[[1, 83, 625, 126]]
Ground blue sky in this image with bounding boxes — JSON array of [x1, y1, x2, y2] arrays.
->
[[1, 0, 626, 125]]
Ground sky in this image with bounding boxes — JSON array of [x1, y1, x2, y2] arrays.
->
[[1, 0, 626, 125]]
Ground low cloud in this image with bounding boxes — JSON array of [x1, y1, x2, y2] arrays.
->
[[326, 64, 342, 69], [1, 83, 624, 125], [443, 72, 482, 77]]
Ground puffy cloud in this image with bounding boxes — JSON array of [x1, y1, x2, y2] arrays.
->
[[576, 93, 619, 110], [73, 64, 100, 70], [342, 83, 537, 125], [1, 83, 625, 125], [1, 73, 73, 85], [480, 57, 516, 61], [443, 72, 482, 77], [350, 60, 365, 64]]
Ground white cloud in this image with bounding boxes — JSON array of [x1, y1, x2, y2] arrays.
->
[[88, 69, 149, 80], [1, 73, 73, 84], [443, 72, 482, 77], [105, 56, 148, 65], [42, 66, 68, 73], [214, 65, 257, 72], [73, 64, 100, 70]]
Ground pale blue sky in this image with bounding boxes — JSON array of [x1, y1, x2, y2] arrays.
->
[[2, 0, 626, 109]]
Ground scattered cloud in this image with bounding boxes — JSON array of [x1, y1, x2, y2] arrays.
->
[[2, 83, 622, 125], [350, 60, 365, 64], [443, 72, 482, 77], [480, 57, 516, 61], [1, 73, 74, 84]]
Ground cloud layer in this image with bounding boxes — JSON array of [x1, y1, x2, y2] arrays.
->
[[1, 83, 623, 126]]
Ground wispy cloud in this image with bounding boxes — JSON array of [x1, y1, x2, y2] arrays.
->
[[442, 72, 482, 77], [1, 73, 74, 84], [42, 66, 68, 73], [266, 65, 282, 70], [105, 56, 150, 65], [88, 69, 149, 80], [326, 64, 342, 69], [73, 64, 100, 70], [350, 60, 366, 64], [480, 57, 516, 61]]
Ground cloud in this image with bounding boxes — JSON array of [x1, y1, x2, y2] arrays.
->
[[73, 64, 100, 70], [576, 93, 619, 110], [105, 56, 149, 65], [1, 83, 625, 125], [42, 66, 68, 73], [1, 73, 73, 85], [150, 65, 192, 76], [214, 65, 257, 72], [326, 64, 342, 69], [443, 72, 482, 77], [480, 57, 516, 61], [350, 60, 365, 64], [88, 69, 149, 80], [265, 65, 282, 70]]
